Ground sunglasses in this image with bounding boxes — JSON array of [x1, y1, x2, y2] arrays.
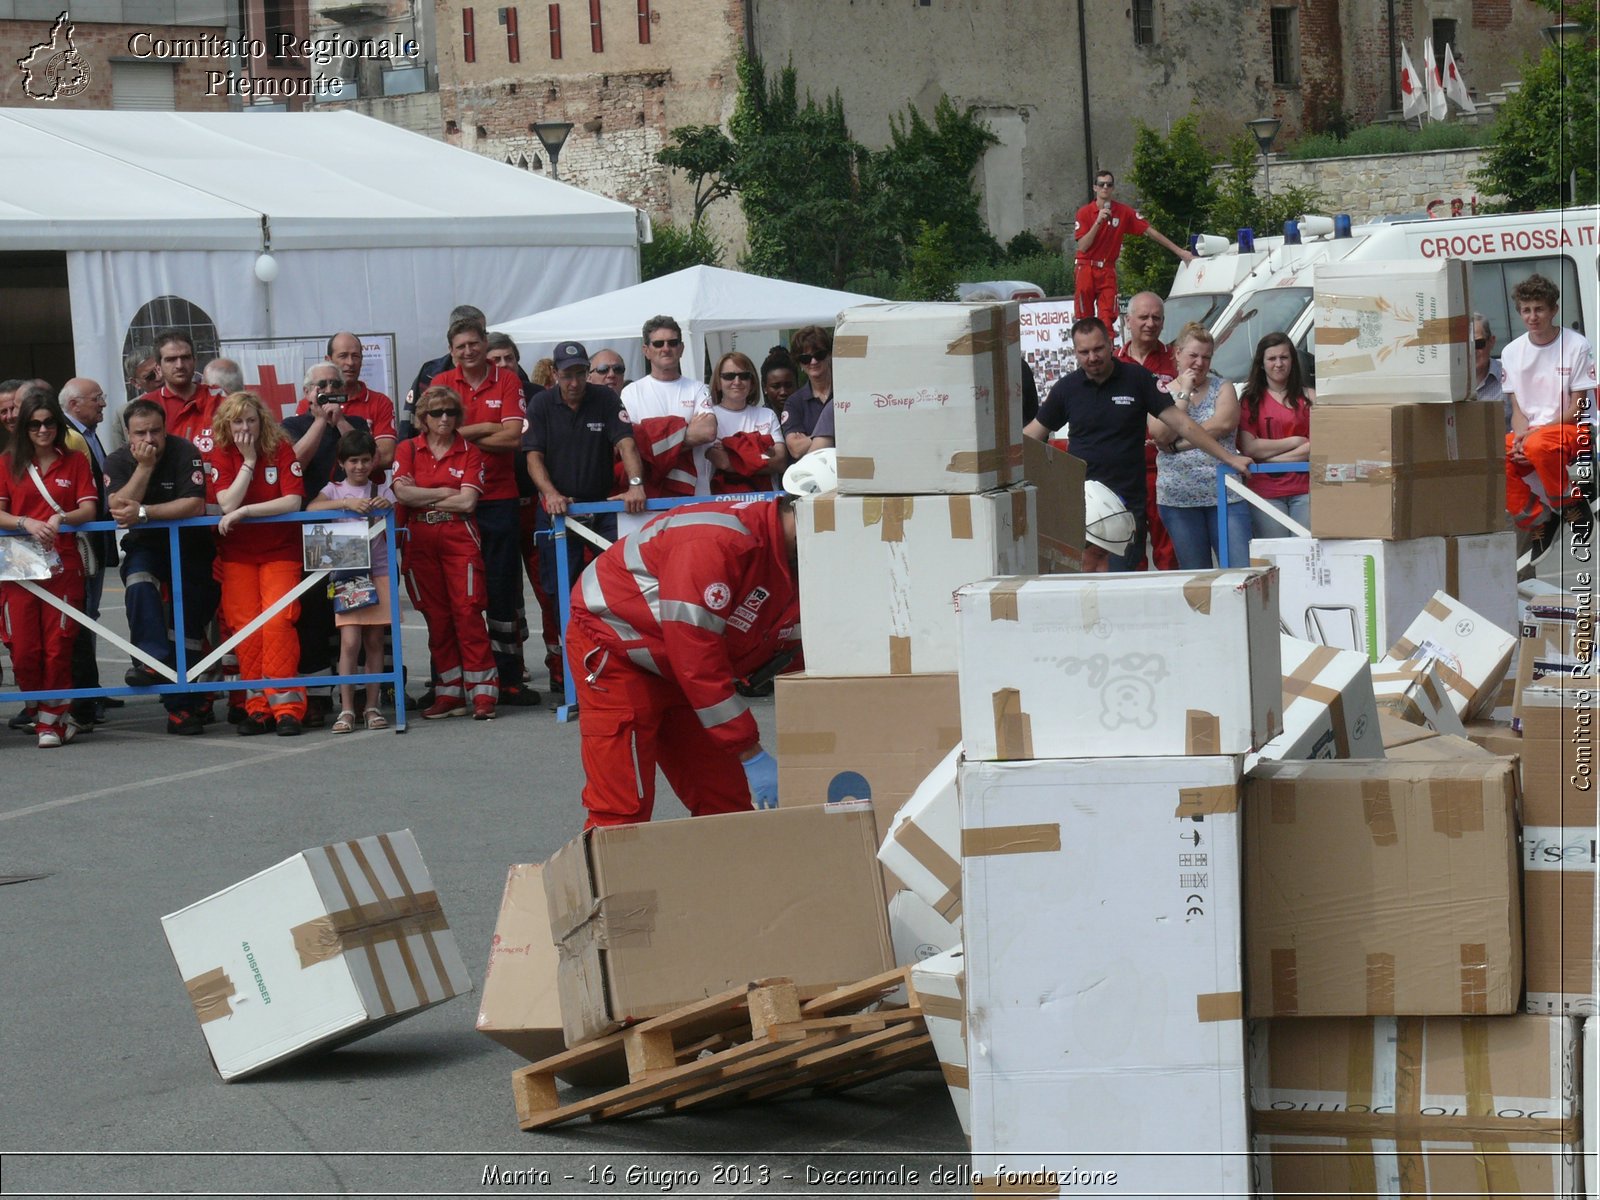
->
[[424, 409, 462, 419], [590, 364, 625, 375], [719, 371, 754, 383], [649, 338, 683, 349], [26, 418, 57, 432], [1474, 337, 1489, 349], [795, 352, 829, 365]]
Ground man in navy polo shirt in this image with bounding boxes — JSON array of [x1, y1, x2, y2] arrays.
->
[[1025, 317, 1251, 571], [522, 341, 648, 690]]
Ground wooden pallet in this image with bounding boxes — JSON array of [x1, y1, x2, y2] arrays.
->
[[512, 967, 936, 1129]]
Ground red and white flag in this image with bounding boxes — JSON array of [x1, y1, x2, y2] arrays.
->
[[1399, 43, 1427, 119], [1444, 44, 1477, 114], [1423, 39, 1449, 120]]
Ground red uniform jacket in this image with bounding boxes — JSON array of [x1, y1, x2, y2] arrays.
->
[[570, 499, 801, 752], [619, 413, 698, 496], [713, 431, 776, 494]]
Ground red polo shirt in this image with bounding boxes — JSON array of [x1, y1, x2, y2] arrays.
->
[[1074, 200, 1149, 265], [294, 381, 397, 441], [1117, 342, 1179, 390], [394, 434, 486, 502], [0, 448, 96, 568], [428, 365, 523, 502], [206, 439, 305, 564], [143, 384, 224, 455]]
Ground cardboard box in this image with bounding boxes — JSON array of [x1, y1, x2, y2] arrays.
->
[[1309, 402, 1505, 539], [1250, 1014, 1582, 1198], [962, 756, 1248, 1197], [1444, 531, 1518, 641], [1382, 591, 1517, 720], [1372, 659, 1469, 736], [1023, 437, 1086, 573], [1244, 759, 1521, 1017], [1252, 536, 1448, 662], [1314, 257, 1473, 403], [1586, 1019, 1597, 1200], [775, 672, 960, 897], [878, 744, 962, 921], [796, 488, 1037, 677], [1382, 732, 1495, 761], [909, 945, 968, 1138], [1380, 711, 1444, 750], [542, 806, 894, 1046], [1252, 635, 1384, 764], [956, 569, 1281, 760], [887, 889, 960, 967], [1463, 718, 1523, 759], [1523, 820, 1597, 1015], [1515, 589, 1597, 710], [832, 301, 1024, 495], [160, 829, 472, 1081]]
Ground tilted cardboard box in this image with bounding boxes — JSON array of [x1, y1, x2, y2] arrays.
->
[[832, 301, 1024, 495], [1251, 634, 1384, 764], [1313, 258, 1473, 404], [1244, 759, 1521, 1017], [1382, 591, 1518, 721], [161, 829, 472, 1081], [956, 569, 1282, 760], [1250, 1014, 1582, 1198], [1371, 659, 1469, 736], [542, 806, 894, 1046], [878, 744, 963, 922], [909, 945, 968, 1139], [1022, 437, 1087, 573]]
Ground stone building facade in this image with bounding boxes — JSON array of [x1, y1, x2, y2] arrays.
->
[[1224, 146, 1501, 225]]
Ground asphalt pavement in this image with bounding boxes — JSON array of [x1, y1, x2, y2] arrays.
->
[[0, 582, 964, 1197]]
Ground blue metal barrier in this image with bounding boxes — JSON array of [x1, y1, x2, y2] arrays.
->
[[1214, 461, 1311, 567], [551, 493, 776, 722], [0, 509, 408, 731]]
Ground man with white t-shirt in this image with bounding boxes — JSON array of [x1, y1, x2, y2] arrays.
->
[[1503, 274, 1598, 552], [618, 315, 717, 533]]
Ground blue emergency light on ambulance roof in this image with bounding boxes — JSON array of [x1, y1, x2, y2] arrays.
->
[[1334, 214, 1353, 238], [1283, 220, 1302, 245], [1237, 228, 1256, 253]]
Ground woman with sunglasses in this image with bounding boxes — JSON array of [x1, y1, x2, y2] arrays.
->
[[710, 352, 788, 493], [0, 392, 99, 747], [392, 386, 498, 721], [781, 326, 835, 460]]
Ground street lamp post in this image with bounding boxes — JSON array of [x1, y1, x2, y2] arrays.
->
[[532, 120, 574, 181], [1247, 116, 1282, 198], [1542, 22, 1585, 203]]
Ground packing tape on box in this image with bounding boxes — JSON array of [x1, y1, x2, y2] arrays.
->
[[947, 496, 974, 540], [919, 991, 964, 1024], [861, 496, 911, 542], [811, 493, 837, 532], [945, 322, 1009, 357], [962, 822, 1060, 858], [1282, 647, 1353, 755], [988, 578, 1027, 622], [1251, 1106, 1577, 1143], [1390, 640, 1478, 705], [290, 888, 448, 969], [888, 636, 913, 675], [1314, 457, 1501, 483], [1460, 942, 1489, 1014], [1195, 990, 1242, 1023], [1430, 777, 1487, 837], [1185, 709, 1222, 754], [889, 822, 963, 921], [184, 965, 236, 1025], [990, 688, 1034, 758], [833, 334, 869, 358], [1181, 577, 1214, 615], [939, 1062, 969, 1090], [592, 890, 658, 949], [1361, 780, 1398, 846], [1175, 785, 1238, 818], [776, 731, 835, 756], [946, 446, 1020, 476], [1009, 485, 1029, 537], [1367, 951, 1396, 1011]]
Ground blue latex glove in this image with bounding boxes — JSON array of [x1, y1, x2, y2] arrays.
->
[[743, 749, 780, 809]]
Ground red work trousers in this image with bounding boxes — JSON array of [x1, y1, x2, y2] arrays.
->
[[1144, 441, 1176, 570], [1, 567, 82, 732], [519, 498, 561, 679], [1074, 262, 1120, 332], [220, 558, 306, 721], [567, 616, 753, 829], [1507, 423, 1590, 528], [402, 519, 497, 705]]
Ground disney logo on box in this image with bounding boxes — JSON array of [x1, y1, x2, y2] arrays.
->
[[873, 390, 951, 409]]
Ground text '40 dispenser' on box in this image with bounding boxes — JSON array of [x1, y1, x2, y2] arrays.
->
[[955, 569, 1282, 760]]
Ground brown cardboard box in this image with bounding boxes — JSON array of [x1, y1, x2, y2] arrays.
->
[[1383, 733, 1495, 761], [542, 805, 895, 1046], [776, 672, 961, 894], [1309, 402, 1505, 540], [1023, 436, 1086, 573], [1379, 712, 1441, 750], [1515, 591, 1597, 711], [1463, 718, 1522, 760], [1249, 1014, 1581, 1197], [1244, 759, 1521, 1017]]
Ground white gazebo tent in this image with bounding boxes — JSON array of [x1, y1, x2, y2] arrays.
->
[[496, 265, 882, 382], [0, 108, 644, 440]]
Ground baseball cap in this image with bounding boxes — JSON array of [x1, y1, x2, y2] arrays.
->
[[553, 341, 590, 372]]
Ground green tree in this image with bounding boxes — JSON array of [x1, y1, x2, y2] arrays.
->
[[1121, 115, 1219, 296], [655, 124, 738, 226], [900, 222, 963, 301], [1474, 2, 1597, 210], [1209, 135, 1324, 240], [642, 220, 723, 280]]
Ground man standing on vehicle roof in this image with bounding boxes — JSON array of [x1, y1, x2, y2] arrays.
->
[[1074, 171, 1194, 334]]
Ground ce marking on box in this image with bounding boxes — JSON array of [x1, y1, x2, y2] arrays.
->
[[1179, 825, 1208, 918]]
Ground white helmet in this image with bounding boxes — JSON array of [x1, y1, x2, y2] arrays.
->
[[782, 447, 839, 496], [1084, 480, 1136, 554]]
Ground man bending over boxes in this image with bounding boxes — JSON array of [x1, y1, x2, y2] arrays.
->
[[1504, 274, 1598, 556]]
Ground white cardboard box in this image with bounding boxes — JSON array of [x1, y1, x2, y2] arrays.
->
[[878, 744, 963, 922], [909, 945, 969, 1139], [797, 487, 1037, 677], [1252, 536, 1448, 662], [832, 301, 1025, 495], [1313, 258, 1473, 404], [956, 569, 1281, 760], [888, 889, 961, 968], [961, 756, 1248, 1196], [1381, 590, 1517, 720], [1372, 659, 1469, 736], [1252, 634, 1384, 765], [161, 829, 472, 1081], [1446, 531, 1518, 643]]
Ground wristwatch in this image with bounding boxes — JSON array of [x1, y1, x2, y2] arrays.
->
[[137, 504, 148, 524], [628, 476, 644, 487]]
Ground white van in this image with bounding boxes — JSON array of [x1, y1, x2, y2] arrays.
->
[[1168, 206, 1599, 386]]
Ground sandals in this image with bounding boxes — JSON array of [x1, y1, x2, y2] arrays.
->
[[363, 708, 388, 730], [332, 711, 356, 734]]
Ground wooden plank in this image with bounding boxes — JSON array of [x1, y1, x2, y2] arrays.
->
[[597, 1030, 848, 1120], [799, 967, 912, 1016]]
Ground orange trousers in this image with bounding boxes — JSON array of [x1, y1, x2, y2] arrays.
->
[[1507, 423, 1590, 528], [1074, 262, 1120, 331], [219, 558, 306, 721]]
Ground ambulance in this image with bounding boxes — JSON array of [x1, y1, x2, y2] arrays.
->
[[1166, 206, 1599, 386]]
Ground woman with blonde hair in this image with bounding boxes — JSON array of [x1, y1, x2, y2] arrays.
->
[[208, 390, 308, 736], [709, 350, 787, 492]]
